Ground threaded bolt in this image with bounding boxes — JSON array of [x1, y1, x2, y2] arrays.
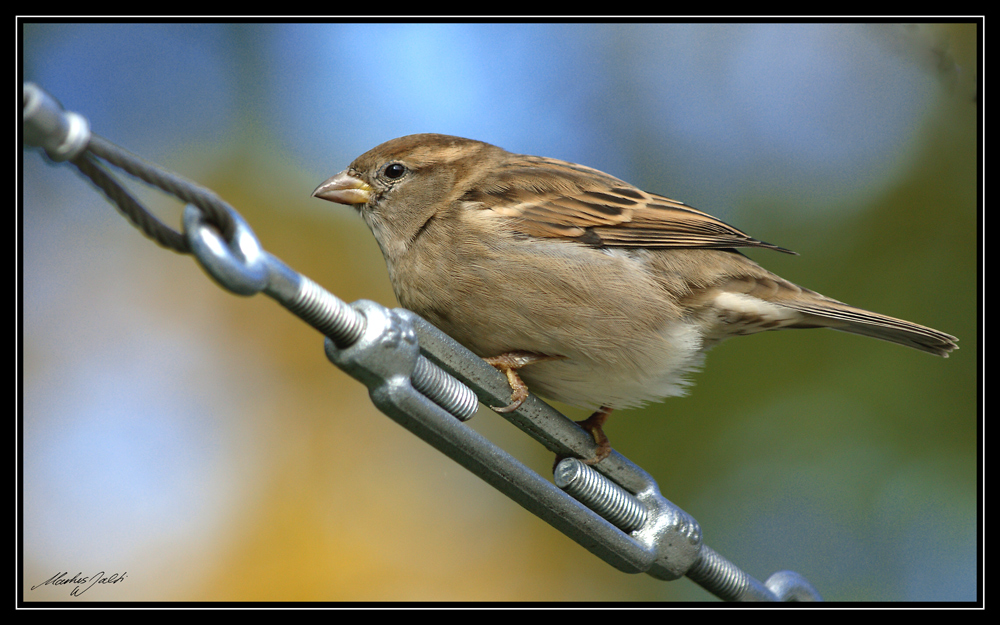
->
[[412, 355, 479, 421], [290, 275, 366, 348], [554, 458, 648, 533], [686, 545, 777, 601]]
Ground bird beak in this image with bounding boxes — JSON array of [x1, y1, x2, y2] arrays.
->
[[312, 171, 372, 205]]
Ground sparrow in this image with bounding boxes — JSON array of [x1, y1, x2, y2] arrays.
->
[[313, 133, 958, 462]]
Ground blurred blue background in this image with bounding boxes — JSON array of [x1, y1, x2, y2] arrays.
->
[[22, 23, 978, 602]]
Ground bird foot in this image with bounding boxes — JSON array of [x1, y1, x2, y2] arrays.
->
[[484, 351, 563, 413], [574, 406, 614, 464], [552, 406, 615, 470]]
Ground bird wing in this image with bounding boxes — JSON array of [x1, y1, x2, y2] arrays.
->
[[477, 155, 796, 254]]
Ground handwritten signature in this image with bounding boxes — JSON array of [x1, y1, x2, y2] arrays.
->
[[31, 571, 127, 597]]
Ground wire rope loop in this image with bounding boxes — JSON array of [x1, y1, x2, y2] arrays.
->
[[182, 204, 269, 296]]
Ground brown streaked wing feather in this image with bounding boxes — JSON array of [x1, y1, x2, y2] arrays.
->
[[491, 156, 796, 254]]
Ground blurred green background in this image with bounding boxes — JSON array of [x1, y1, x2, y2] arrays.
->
[[21, 23, 978, 602]]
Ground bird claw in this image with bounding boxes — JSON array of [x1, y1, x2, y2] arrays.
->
[[484, 352, 613, 464], [492, 367, 529, 413], [575, 406, 614, 464], [484, 351, 562, 413]]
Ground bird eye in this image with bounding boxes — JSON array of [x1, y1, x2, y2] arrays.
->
[[383, 163, 407, 179]]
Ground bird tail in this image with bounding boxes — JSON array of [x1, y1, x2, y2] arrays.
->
[[783, 298, 958, 357]]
